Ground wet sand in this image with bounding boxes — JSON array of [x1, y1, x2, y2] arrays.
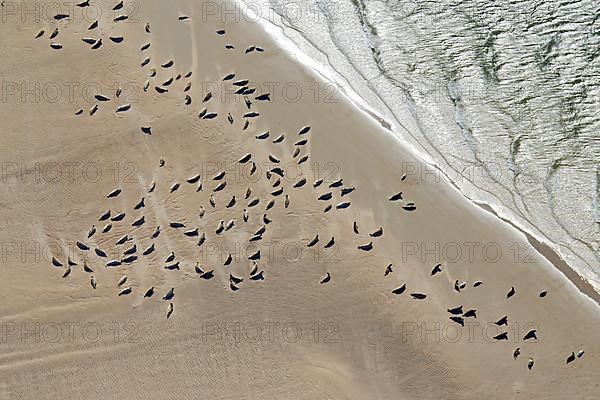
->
[[477, 202, 600, 305]]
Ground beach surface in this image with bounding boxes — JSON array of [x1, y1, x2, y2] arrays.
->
[[0, 1, 598, 399]]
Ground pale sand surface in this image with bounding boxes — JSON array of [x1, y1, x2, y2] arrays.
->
[[0, 1, 598, 399]]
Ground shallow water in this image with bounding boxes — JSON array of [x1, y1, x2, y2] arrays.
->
[[240, 0, 600, 290]]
